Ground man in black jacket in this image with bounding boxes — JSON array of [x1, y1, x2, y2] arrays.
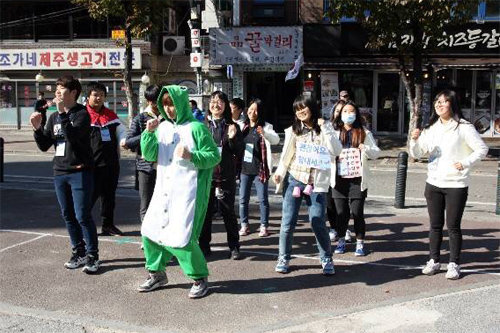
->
[[125, 84, 162, 223], [86, 82, 127, 236], [30, 75, 100, 274]]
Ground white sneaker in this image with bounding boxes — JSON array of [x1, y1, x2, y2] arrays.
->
[[189, 277, 209, 299], [445, 262, 461, 280], [345, 230, 353, 242], [422, 259, 441, 275], [329, 229, 338, 241]]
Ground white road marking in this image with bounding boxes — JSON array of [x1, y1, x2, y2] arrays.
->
[[1, 229, 499, 276], [0, 234, 49, 253]]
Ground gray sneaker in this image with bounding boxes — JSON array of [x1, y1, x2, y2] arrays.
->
[[189, 277, 209, 299], [137, 271, 168, 292], [82, 254, 100, 274], [64, 252, 87, 269], [445, 262, 461, 280], [422, 259, 441, 275]]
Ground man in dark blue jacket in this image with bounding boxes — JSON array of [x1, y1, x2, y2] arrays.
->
[[125, 85, 163, 222], [30, 75, 100, 274]]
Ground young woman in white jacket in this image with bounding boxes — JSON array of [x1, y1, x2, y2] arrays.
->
[[273, 95, 342, 275], [331, 101, 380, 256], [238, 98, 280, 237], [410, 89, 488, 280]]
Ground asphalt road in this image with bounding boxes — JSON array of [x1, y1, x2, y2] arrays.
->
[[0, 148, 499, 333]]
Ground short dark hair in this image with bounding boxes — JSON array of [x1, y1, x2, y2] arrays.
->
[[86, 81, 107, 97], [230, 97, 245, 110], [56, 75, 82, 101], [144, 85, 161, 102], [38, 92, 44, 97], [189, 100, 197, 107], [208, 91, 233, 123]]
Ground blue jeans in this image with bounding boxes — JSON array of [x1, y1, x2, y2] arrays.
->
[[278, 174, 331, 261], [54, 170, 98, 256], [239, 173, 270, 227]]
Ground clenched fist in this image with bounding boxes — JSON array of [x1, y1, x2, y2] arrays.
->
[[30, 112, 42, 130], [411, 129, 421, 140], [146, 119, 159, 132], [174, 144, 191, 160], [228, 124, 237, 139]]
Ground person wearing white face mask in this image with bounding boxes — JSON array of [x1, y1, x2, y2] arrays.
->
[[331, 101, 380, 256]]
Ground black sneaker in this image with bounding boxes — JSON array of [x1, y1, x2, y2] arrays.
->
[[101, 225, 124, 236], [64, 252, 87, 269], [82, 254, 100, 274], [230, 248, 242, 260]]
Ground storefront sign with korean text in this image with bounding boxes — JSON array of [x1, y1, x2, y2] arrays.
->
[[295, 142, 331, 170], [0, 48, 142, 70], [209, 26, 302, 65]]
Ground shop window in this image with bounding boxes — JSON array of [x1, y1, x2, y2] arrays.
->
[[480, 0, 500, 20], [494, 73, 500, 135], [376, 73, 399, 133], [473, 71, 493, 134], [456, 70, 473, 120], [339, 71, 373, 128]]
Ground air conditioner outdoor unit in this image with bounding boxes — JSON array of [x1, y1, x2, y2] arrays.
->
[[162, 36, 185, 55]]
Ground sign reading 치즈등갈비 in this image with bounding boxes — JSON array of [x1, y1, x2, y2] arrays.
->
[[209, 26, 302, 65], [0, 48, 142, 70]]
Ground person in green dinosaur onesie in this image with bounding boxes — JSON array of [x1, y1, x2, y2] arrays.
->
[[138, 85, 220, 299]]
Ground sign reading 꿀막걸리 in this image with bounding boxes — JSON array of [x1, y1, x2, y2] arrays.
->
[[295, 142, 331, 170], [209, 26, 302, 65], [0, 48, 142, 70]]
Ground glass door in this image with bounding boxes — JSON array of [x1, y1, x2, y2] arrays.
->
[[375, 72, 401, 135]]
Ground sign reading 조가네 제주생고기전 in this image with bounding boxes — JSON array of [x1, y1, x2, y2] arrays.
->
[[0, 48, 142, 70], [295, 142, 331, 170]]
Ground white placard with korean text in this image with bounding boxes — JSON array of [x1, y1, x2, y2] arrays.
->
[[209, 26, 302, 65], [0, 48, 142, 70], [295, 142, 331, 170], [337, 148, 362, 178]]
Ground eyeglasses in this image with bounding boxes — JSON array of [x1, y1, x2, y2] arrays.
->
[[435, 99, 449, 105]]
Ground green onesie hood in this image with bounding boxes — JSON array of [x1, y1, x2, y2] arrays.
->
[[156, 85, 195, 125]]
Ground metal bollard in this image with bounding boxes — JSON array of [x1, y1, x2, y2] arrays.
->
[[496, 160, 500, 215], [0, 137, 4, 183], [394, 151, 408, 209]]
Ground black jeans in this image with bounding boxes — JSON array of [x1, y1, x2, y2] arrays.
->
[[91, 164, 120, 228], [333, 194, 367, 240], [199, 182, 240, 252], [326, 187, 337, 230], [424, 183, 468, 264], [138, 170, 156, 223]]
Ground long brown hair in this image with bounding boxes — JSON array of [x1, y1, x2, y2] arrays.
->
[[334, 101, 366, 148]]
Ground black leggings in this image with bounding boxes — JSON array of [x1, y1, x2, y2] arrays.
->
[[326, 187, 337, 230], [424, 183, 468, 264], [333, 195, 366, 240]]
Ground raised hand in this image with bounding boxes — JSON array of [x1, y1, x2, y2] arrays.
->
[[30, 112, 42, 130], [146, 119, 159, 132], [228, 124, 237, 139]]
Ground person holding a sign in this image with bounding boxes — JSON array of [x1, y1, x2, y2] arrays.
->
[[199, 91, 245, 260], [238, 98, 280, 238], [273, 95, 342, 275], [31, 76, 99, 274], [331, 101, 380, 257], [326, 99, 345, 241], [410, 90, 488, 280]]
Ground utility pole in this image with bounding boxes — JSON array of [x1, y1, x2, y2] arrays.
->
[[188, 0, 203, 94]]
